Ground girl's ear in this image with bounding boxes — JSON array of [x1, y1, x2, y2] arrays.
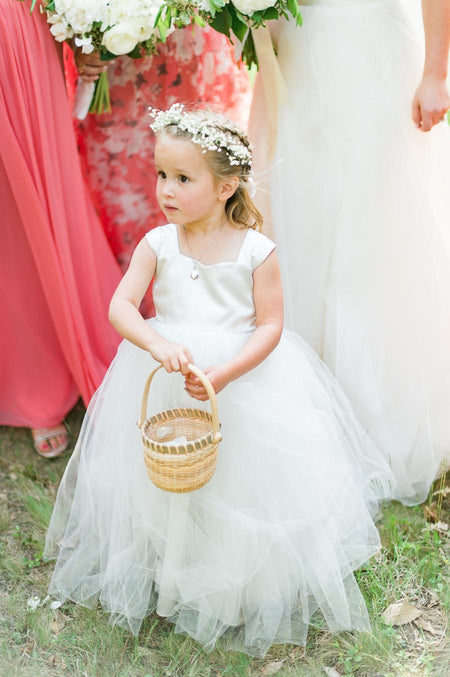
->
[[218, 176, 240, 202]]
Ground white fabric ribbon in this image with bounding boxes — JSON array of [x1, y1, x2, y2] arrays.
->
[[251, 27, 287, 158], [73, 79, 95, 120]]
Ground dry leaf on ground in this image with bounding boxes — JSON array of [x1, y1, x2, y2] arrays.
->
[[414, 617, 444, 637], [322, 668, 342, 677], [381, 601, 421, 626], [423, 502, 438, 522], [48, 654, 67, 670], [428, 521, 449, 533], [51, 610, 67, 635], [260, 660, 285, 676]]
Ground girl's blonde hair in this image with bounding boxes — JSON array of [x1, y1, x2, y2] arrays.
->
[[156, 108, 263, 231]]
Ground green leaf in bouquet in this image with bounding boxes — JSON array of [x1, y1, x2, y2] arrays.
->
[[126, 44, 144, 59], [286, 0, 303, 23], [228, 6, 248, 43], [158, 20, 167, 42], [242, 29, 258, 69], [286, 0, 297, 15], [100, 50, 117, 61], [193, 14, 206, 27], [261, 7, 280, 21], [157, 7, 171, 42], [154, 4, 167, 30], [210, 7, 233, 38], [209, 0, 229, 18]]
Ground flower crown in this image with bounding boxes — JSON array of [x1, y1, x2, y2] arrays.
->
[[148, 104, 253, 168]]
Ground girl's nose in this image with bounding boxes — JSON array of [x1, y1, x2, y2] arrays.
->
[[162, 181, 175, 198]]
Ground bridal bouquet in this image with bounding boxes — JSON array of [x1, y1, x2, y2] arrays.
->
[[40, 0, 198, 118], [166, 0, 303, 67], [34, 0, 301, 117]]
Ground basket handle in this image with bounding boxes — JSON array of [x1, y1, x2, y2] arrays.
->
[[138, 363, 220, 434]]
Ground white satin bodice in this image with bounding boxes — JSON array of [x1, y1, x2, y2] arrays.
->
[[145, 224, 275, 333]]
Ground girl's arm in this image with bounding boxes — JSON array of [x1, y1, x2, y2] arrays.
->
[[412, 0, 450, 131], [185, 250, 283, 400], [109, 238, 193, 373]]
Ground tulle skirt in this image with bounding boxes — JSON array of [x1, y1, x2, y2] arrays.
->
[[251, 0, 450, 505], [45, 321, 394, 656]]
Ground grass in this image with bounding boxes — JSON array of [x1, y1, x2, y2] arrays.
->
[[0, 403, 449, 677]]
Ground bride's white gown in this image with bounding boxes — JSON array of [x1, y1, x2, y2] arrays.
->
[[251, 0, 450, 505]]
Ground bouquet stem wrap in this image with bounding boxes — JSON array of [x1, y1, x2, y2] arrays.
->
[[73, 80, 96, 120]]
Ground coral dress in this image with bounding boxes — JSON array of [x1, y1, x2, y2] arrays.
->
[[45, 225, 394, 656], [66, 28, 252, 274], [0, 1, 121, 428], [251, 0, 450, 505]]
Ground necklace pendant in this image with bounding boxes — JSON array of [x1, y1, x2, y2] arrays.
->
[[190, 265, 199, 280]]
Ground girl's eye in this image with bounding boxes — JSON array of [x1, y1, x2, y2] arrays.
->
[[178, 175, 190, 184], [157, 170, 166, 179]]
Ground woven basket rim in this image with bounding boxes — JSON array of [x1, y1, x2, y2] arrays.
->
[[142, 407, 216, 454]]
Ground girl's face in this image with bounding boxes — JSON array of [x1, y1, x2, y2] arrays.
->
[[155, 135, 227, 228]]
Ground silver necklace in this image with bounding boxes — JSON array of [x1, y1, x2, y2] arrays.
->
[[182, 221, 226, 280]]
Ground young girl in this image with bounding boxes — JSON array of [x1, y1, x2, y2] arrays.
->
[[45, 106, 394, 657]]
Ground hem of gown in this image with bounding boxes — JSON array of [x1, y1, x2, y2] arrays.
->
[[0, 394, 80, 429], [45, 535, 378, 655], [45, 585, 370, 658]]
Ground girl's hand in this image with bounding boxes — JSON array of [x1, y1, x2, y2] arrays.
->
[[74, 48, 113, 83], [149, 341, 194, 375], [184, 365, 231, 401]]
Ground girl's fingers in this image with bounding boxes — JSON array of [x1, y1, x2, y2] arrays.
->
[[171, 356, 181, 372], [185, 376, 201, 387], [185, 388, 208, 402], [179, 354, 190, 375]]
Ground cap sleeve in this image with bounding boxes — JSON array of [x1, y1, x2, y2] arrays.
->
[[145, 224, 177, 258], [145, 227, 164, 257], [239, 229, 276, 271]]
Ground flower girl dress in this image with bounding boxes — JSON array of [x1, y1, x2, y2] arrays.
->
[[251, 0, 450, 505], [45, 225, 393, 656]]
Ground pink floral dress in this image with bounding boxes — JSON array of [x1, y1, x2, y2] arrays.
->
[[67, 27, 251, 287]]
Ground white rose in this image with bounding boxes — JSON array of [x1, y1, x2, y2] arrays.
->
[[102, 22, 141, 55], [232, 0, 275, 15], [49, 21, 73, 42], [140, 22, 160, 41]]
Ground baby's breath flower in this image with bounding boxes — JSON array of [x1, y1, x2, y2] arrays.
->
[[149, 104, 252, 168]]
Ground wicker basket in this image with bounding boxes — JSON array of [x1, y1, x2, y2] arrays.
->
[[139, 364, 222, 493]]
